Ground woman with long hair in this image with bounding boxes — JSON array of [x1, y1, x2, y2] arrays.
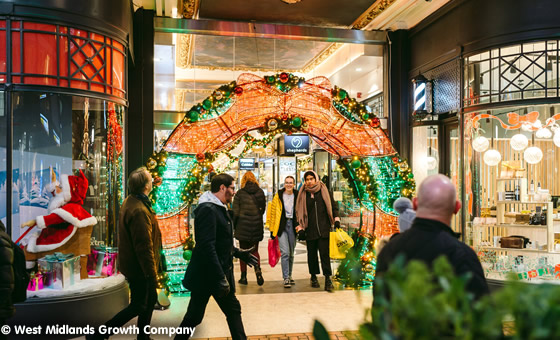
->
[[232, 171, 266, 285]]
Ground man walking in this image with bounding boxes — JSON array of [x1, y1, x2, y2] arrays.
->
[[267, 176, 298, 288], [295, 171, 340, 291], [90, 167, 162, 340], [176, 173, 258, 340], [376, 174, 489, 299]]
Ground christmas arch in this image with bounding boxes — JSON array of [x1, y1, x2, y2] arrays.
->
[[146, 73, 415, 290]]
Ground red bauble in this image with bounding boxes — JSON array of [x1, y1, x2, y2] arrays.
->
[[343, 97, 350, 105], [279, 73, 289, 83], [392, 156, 399, 163], [196, 153, 205, 162], [371, 117, 380, 127], [207, 165, 214, 173], [281, 114, 288, 121], [234, 86, 243, 95]]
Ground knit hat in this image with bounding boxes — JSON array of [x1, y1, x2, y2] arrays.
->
[[393, 197, 416, 232]]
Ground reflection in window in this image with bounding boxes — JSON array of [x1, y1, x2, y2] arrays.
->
[[10, 93, 125, 245], [412, 125, 439, 186]]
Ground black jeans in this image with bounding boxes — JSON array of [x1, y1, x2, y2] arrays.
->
[[176, 289, 246, 340], [306, 237, 332, 276], [102, 279, 157, 339]]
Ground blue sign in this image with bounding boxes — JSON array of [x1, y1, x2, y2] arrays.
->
[[284, 134, 309, 154], [239, 158, 256, 170]]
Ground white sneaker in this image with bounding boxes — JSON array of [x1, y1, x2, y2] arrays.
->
[[283, 278, 291, 288], [289, 277, 295, 285]]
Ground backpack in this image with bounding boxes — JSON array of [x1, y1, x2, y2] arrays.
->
[[12, 243, 29, 303]]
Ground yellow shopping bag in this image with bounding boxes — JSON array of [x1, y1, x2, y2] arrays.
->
[[330, 229, 354, 259]]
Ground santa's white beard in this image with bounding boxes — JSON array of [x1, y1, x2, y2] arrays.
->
[[48, 191, 67, 212]]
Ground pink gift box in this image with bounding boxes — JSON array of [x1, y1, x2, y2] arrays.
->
[[87, 247, 118, 277], [27, 273, 44, 291]]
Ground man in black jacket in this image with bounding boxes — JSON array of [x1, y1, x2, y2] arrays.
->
[[176, 174, 258, 340], [376, 174, 489, 300]]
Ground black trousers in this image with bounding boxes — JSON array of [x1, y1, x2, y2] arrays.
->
[[176, 289, 246, 340], [306, 237, 332, 276], [102, 279, 157, 339]]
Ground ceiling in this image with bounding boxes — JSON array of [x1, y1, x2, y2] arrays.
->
[[138, 0, 450, 123]]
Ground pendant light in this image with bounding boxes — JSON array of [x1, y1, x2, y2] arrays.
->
[[510, 133, 529, 151], [524, 135, 543, 164], [484, 120, 501, 166]]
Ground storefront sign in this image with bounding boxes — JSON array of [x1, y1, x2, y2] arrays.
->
[[239, 158, 256, 170], [284, 135, 309, 154]]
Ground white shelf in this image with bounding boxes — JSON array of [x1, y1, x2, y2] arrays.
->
[[496, 224, 548, 229], [479, 246, 548, 253], [497, 201, 552, 204]]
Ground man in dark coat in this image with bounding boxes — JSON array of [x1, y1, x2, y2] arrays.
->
[[91, 167, 162, 340], [0, 221, 14, 340], [176, 173, 258, 340], [376, 174, 489, 300], [295, 171, 340, 291]]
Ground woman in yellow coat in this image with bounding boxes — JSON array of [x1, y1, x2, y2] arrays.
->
[[266, 176, 298, 288]]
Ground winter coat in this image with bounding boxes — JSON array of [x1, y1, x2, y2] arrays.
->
[[183, 192, 240, 293], [117, 195, 162, 281], [376, 217, 489, 300], [232, 181, 266, 242], [0, 227, 15, 319], [304, 190, 339, 240], [266, 188, 298, 238]]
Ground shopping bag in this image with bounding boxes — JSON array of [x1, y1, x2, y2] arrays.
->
[[268, 238, 281, 267], [330, 229, 354, 259]]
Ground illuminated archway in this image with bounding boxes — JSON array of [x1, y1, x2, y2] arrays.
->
[[147, 72, 415, 288]]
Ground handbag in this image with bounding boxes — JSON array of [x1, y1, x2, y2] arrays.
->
[[501, 235, 530, 249], [329, 229, 354, 259], [268, 238, 281, 267]]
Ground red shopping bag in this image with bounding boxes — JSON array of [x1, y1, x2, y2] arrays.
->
[[268, 238, 281, 267]]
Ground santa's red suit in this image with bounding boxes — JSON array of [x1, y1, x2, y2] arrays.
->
[[26, 170, 97, 253]]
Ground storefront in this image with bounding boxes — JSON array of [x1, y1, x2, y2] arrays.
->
[[0, 0, 132, 328], [391, 0, 560, 286]]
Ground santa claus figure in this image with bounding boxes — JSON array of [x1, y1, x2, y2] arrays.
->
[[21, 169, 97, 253]]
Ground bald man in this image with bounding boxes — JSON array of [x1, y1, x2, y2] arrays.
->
[[375, 174, 488, 299]]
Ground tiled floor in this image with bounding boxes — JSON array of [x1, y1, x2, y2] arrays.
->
[[76, 238, 372, 339]]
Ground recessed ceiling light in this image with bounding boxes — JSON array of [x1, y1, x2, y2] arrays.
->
[[356, 68, 362, 72]]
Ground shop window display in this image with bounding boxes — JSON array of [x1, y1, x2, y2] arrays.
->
[[465, 104, 560, 281], [412, 125, 439, 186], [8, 92, 125, 248]]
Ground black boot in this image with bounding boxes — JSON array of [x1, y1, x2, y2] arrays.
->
[[255, 266, 264, 286], [324, 276, 334, 292], [310, 274, 320, 288], [238, 272, 248, 285]]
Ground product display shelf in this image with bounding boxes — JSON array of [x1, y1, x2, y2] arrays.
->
[[495, 177, 554, 252]]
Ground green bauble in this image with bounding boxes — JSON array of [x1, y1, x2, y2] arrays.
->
[[182, 250, 192, 261], [351, 159, 362, 169], [266, 76, 275, 84], [291, 116, 302, 127], [362, 113, 369, 121], [338, 89, 348, 100], [202, 99, 212, 110], [189, 110, 199, 122], [408, 173, 414, 179]]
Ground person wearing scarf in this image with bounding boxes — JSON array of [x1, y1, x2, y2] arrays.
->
[[295, 170, 340, 291]]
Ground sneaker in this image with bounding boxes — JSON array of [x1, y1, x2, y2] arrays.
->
[[289, 277, 295, 285], [283, 278, 291, 288], [310, 275, 320, 288]]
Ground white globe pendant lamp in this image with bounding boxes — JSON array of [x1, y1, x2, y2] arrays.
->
[[554, 131, 560, 148], [472, 135, 490, 153], [524, 146, 543, 164], [483, 149, 502, 166], [536, 128, 552, 139], [510, 133, 528, 151]]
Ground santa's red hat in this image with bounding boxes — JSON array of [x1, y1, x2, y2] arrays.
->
[[59, 170, 89, 205]]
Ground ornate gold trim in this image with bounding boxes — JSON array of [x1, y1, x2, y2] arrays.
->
[[352, 0, 398, 30], [177, 34, 194, 69], [181, 0, 200, 19], [300, 43, 343, 74]]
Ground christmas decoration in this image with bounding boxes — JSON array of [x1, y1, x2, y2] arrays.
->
[[149, 72, 411, 291], [524, 146, 543, 164], [510, 133, 528, 151]]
